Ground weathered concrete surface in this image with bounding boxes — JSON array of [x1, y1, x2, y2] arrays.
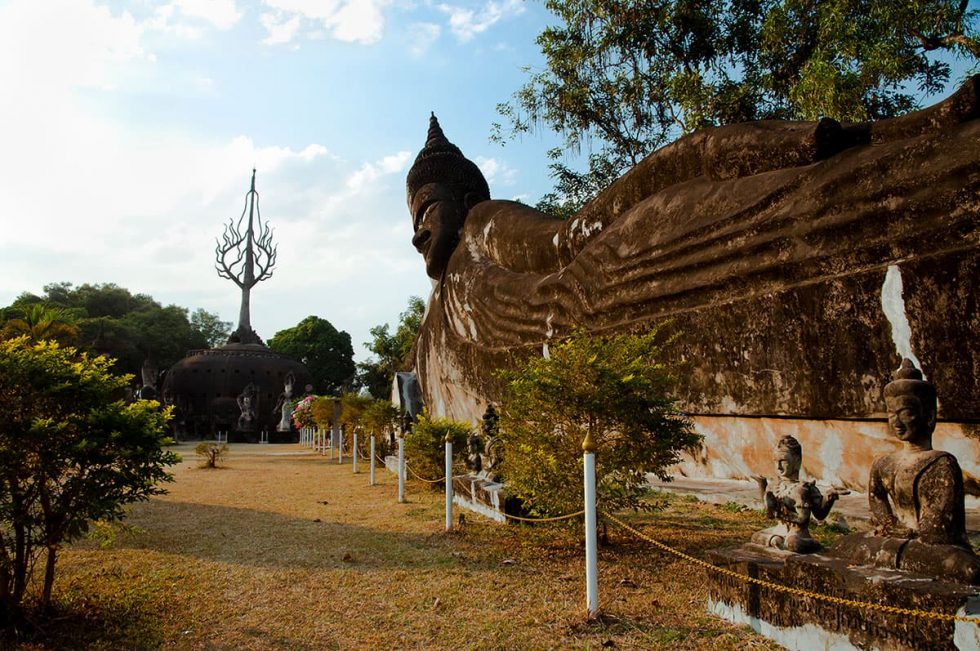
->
[[707, 544, 980, 650], [672, 416, 980, 496], [410, 79, 980, 488]]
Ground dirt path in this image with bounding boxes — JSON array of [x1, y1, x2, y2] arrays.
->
[[40, 443, 778, 650]]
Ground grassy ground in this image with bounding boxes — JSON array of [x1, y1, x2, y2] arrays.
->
[[8, 443, 788, 650]]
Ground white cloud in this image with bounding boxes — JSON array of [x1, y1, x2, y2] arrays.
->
[[175, 0, 242, 29], [475, 156, 517, 187], [407, 22, 440, 56], [0, 0, 432, 363], [261, 0, 390, 45], [327, 0, 386, 44], [260, 11, 302, 45], [438, 0, 523, 43]]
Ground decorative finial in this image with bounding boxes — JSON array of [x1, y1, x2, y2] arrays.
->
[[893, 358, 922, 382], [582, 430, 597, 453]]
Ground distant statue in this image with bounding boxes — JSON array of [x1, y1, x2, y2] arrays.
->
[[833, 360, 980, 584], [479, 404, 502, 481], [138, 357, 158, 400], [465, 429, 483, 473], [237, 382, 258, 432], [274, 372, 295, 432], [751, 436, 845, 553]]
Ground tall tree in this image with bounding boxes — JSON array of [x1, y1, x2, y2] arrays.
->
[[495, 0, 980, 215], [190, 308, 233, 348], [268, 316, 356, 395], [2, 283, 209, 378], [357, 297, 426, 399]]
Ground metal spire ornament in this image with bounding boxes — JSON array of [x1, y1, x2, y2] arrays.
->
[[215, 169, 277, 345]]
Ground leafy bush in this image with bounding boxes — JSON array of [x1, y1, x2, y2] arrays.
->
[[361, 399, 399, 458], [310, 396, 338, 430], [496, 326, 700, 517], [0, 337, 177, 618], [195, 442, 228, 468], [291, 395, 316, 429], [403, 410, 471, 486]]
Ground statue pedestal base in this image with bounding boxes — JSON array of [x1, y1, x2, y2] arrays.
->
[[452, 474, 510, 523], [706, 544, 980, 651]]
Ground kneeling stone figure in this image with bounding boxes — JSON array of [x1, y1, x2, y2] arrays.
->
[[752, 435, 845, 553]]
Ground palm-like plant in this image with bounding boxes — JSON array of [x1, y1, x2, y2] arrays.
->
[[2, 304, 79, 345]]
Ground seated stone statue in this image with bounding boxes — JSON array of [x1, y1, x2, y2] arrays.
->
[[465, 429, 483, 473], [752, 435, 844, 553], [832, 360, 980, 584]]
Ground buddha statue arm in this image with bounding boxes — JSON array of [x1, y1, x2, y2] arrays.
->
[[916, 453, 967, 546]]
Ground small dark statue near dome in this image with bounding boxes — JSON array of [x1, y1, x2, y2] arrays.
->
[[832, 359, 980, 584]]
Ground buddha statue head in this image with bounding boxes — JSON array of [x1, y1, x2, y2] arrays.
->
[[406, 114, 490, 279], [775, 435, 802, 481], [883, 358, 937, 449]]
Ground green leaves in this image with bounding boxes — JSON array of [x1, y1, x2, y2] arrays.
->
[[496, 326, 700, 517], [501, 0, 980, 213], [0, 338, 177, 612], [268, 316, 356, 395]]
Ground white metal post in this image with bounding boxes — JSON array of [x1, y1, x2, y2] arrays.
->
[[339, 431, 344, 464], [397, 436, 405, 503], [583, 433, 599, 619], [445, 437, 453, 532], [353, 432, 358, 473], [370, 434, 376, 486]]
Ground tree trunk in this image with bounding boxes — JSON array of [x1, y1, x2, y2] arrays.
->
[[41, 546, 56, 610]]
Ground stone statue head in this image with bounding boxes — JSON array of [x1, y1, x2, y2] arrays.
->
[[775, 435, 802, 480], [406, 114, 490, 279], [883, 358, 937, 446]]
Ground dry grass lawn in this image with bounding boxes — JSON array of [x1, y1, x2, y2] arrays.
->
[[10, 443, 785, 650]]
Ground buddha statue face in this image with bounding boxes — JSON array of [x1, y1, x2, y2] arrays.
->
[[885, 394, 935, 446], [883, 359, 937, 449], [407, 114, 490, 281], [410, 182, 468, 280]]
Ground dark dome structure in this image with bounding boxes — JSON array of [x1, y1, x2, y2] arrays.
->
[[162, 342, 312, 442]]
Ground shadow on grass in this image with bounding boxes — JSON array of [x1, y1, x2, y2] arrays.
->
[[108, 499, 495, 573], [1, 590, 164, 650]]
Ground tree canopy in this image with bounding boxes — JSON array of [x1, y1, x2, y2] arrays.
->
[[495, 0, 980, 215], [0, 283, 226, 381], [357, 296, 425, 399], [268, 316, 356, 395], [0, 337, 177, 616]]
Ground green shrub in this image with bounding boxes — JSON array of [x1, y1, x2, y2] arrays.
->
[[195, 442, 228, 468], [496, 326, 700, 517], [404, 410, 470, 486]]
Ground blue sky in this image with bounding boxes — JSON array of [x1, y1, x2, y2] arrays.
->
[[0, 0, 976, 364]]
